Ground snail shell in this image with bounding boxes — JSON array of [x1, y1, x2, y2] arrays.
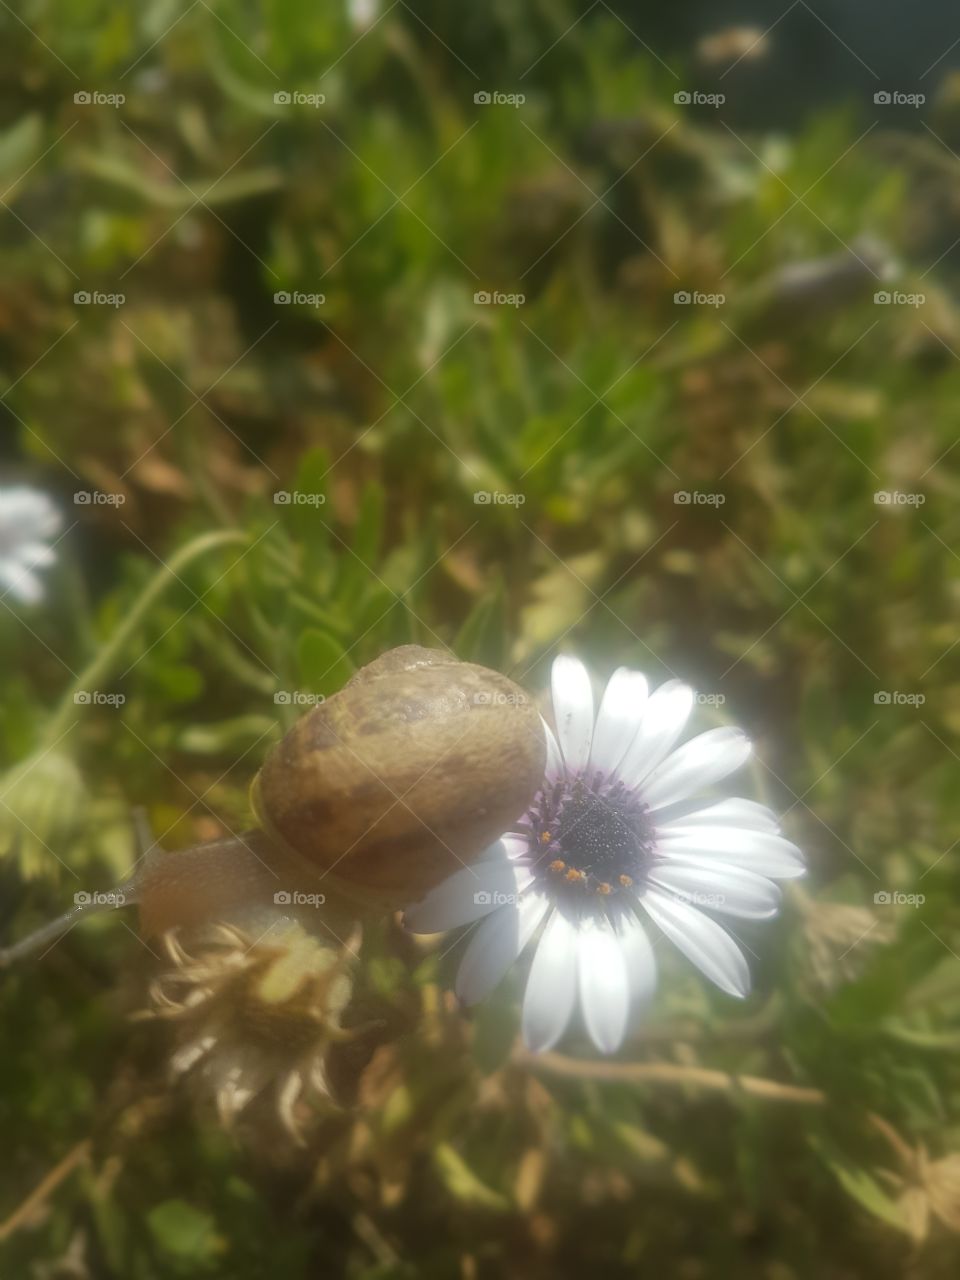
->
[[252, 645, 545, 900], [0, 646, 547, 958]]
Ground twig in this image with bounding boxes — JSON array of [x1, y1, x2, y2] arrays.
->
[[514, 1051, 824, 1105], [0, 1139, 92, 1242]]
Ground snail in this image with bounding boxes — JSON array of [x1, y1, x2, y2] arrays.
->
[[0, 646, 546, 964]]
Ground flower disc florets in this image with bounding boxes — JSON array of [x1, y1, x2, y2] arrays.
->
[[520, 772, 656, 903]]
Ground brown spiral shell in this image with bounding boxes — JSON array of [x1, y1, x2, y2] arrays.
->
[[252, 645, 546, 900]]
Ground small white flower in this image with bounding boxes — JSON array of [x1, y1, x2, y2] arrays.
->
[[405, 655, 804, 1055], [0, 486, 61, 605], [347, 0, 379, 30]]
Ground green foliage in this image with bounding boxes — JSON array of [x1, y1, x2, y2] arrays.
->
[[2, 1, 960, 1276]]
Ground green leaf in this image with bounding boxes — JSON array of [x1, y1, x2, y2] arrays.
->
[[0, 114, 42, 182], [810, 1137, 906, 1231], [352, 481, 385, 567], [289, 446, 332, 555], [297, 627, 355, 697], [147, 1199, 221, 1265], [455, 580, 505, 668], [433, 1144, 509, 1211]]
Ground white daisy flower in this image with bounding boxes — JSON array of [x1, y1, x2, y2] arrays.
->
[[0, 486, 61, 605], [405, 655, 804, 1055]]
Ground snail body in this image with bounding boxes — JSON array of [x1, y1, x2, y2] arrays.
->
[[2, 646, 546, 959]]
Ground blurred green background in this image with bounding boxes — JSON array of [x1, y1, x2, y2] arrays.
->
[[3, 1, 960, 1276]]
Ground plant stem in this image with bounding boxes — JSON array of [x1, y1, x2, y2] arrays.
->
[[514, 1049, 824, 1105], [42, 529, 249, 746]]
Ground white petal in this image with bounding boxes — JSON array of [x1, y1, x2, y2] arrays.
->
[[577, 917, 630, 1053], [641, 889, 751, 998], [14, 541, 57, 568], [641, 727, 752, 811], [0, 560, 43, 605], [589, 668, 648, 775], [500, 834, 530, 859], [655, 828, 805, 879], [456, 891, 550, 1004], [404, 858, 521, 933], [649, 861, 781, 919], [658, 797, 780, 834], [551, 655, 594, 772], [0, 487, 61, 539], [522, 908, 578, 1051], [616, 911, 658, 1010], [617, 680, 694, 786], [541, 715, 563, 778]]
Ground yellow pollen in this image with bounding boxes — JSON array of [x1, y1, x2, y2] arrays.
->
[[548, 859, 566, 873], [565, 868, 585, 884], [619, 874, 633, 888], [540, 831, 551, 844], [596, 882, 612, 895]]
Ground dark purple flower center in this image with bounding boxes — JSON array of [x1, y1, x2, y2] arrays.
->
[[518, 771, 656, 903]]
